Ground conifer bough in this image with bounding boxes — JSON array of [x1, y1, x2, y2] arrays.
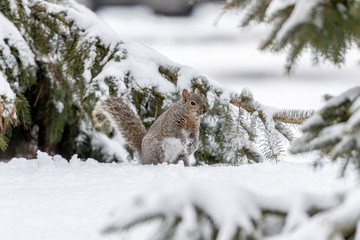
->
[[219, 0, 360, 73], [214, 0, 360, 171], [104, 182, 360, 240], [0, 0, 310, 164]]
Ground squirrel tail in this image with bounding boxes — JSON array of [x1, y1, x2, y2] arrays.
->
[[93, 97, 147, 154]]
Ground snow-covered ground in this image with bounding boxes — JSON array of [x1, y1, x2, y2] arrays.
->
[[0, 152, 357, 240], [1, 3, 360, 240]]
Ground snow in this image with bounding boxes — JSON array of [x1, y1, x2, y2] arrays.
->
[[267, 188, 360, 240], [0, 12, 35, 68], [0, 152, 357, 240], [266, 0, 295, 17], [0, 71, 15, 118], [0, 11, 35, 117], [54, 101, 64, 113], [326, 87, 360, 109], [0, 71, 15, 101], [41, 0, 123, 47], [119, 41, 179, 93], [275, 0, 323, 44]]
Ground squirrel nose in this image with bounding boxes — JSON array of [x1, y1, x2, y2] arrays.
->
[[203, 108, 208, 115]]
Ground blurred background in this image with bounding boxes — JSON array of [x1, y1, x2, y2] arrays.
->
[[80, 0, 359, 110]]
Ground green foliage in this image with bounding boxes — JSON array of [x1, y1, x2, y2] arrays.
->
[[159, 65, 180, 86], [15, 95, 32, 130], [104, 183, 358, 240], [291, 87, 360, 174], [0, 0, 125, 160], [0, 133, 7, 151], [188, 76, 312, 164], [0, 0, 310, 164], [222, 0, 360, 73], [230, 88, 313, 163]]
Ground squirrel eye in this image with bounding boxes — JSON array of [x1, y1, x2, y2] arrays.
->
[[191, 101, 196, 106]]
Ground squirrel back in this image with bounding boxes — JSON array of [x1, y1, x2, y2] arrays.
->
[[93, 97, 146, 154], [93, 89, 208, 165]]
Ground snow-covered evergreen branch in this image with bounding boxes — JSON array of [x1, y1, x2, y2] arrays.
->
[[219, 0, 360, 73], [0, 0, 308, 164], [230, 88, 313, 161], [104, 182, 358, 240], [291, 87, 360, 174]]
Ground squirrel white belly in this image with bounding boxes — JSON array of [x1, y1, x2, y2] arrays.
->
[[93, 88, 208, 166]]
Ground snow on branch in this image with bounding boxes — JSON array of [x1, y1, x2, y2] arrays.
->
[[230, 88, 314, 160], [0, 11, 35, 128], [104, 182, 355, 240], [291, 86, 360, 174], [231, 93, 313, 125], [220, 0, 360, 73], [0, 0, 313, 164]]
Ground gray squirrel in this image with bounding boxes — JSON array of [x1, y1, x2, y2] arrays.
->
[[93, 88, 208, 166]]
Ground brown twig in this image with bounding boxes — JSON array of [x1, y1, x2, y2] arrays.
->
[[230, 98, 310, 124]]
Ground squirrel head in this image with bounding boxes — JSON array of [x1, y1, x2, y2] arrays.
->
[[181, 88, 208, 118]]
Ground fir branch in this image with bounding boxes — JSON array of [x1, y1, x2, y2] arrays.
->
[[103, 214, 165, 234], [15, 94, 32, 130], [273, 109, 315, 125], [155, 216, 182, 240], [260, 130, 284, 161], [241, 143, 263, 163], [193, 205, 219, 239], [0, 101, 17, 135], [230, 96, 313, 124], [0, 133, 7, 151], [275, 122, 295, 142], [241, 0, 270, 27], [222, 0, 360, 72], [158, 65, 180, 86]]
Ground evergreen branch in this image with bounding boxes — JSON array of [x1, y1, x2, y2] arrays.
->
[[261, 208, 287, 218], [222, 0, 360, 72], [103, 214, 165, 234], [156, 216, 182, 240], [15, 95, 32, 130], [223, 0, 252, 10], [275, 122, 295, 142], [241, 0, 270, 27], [0, 133, 8, 151], [237, 108, 257, 142], [273, 109, 315, 125], [0, 103, 3, 134], [0, 101, 17, 135], [230, 96, 313, 124], [339, 156, 351, 177], [158, 65, 179, 86], [241, 143, 263, 163], [260, 130, 284, 161], [194, 205, 220, 239], [260, 9, 292, 51], [105, 183, 350, 240]]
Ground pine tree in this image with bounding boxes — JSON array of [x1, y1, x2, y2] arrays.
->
[[0, 0, 309, 164]]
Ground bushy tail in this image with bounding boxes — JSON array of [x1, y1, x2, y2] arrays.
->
[[93, 97, 146, 154]]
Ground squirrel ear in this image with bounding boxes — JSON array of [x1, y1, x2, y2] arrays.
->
[[195, 88, 200, 94], [182, 89, 189, 102]]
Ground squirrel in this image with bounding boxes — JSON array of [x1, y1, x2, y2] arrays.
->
[[92, 88, 208, 166]]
